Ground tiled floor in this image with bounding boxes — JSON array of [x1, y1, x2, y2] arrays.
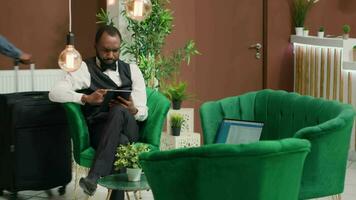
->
[[1, 161, 356, 200]]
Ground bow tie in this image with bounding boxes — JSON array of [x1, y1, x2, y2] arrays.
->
[[101, 62, 117, 71]]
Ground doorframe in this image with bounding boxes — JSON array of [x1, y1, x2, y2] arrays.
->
[[263, 0, 268, 89]]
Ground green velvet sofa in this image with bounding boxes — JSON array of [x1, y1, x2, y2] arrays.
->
[[140, 138, 311, 200], [200, 89, 355, 199]]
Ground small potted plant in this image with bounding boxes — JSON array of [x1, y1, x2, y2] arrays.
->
[[114, 143, 150, 182], [170, 113, 185, 136], [318, 26, 325, 38], [353, 45, 356, 61], [343, 24, 351, 39], [292, 0, 319, 36], [162, 81, 189, 110], [303, 27, 309, 36]]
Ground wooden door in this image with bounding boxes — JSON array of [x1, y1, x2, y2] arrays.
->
[[195, 0, 264, 101]]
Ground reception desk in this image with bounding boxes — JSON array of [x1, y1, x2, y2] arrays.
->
[[291, 35, 356, 159]]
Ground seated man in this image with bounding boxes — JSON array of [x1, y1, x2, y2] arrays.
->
[[49, 25, 147, 200]]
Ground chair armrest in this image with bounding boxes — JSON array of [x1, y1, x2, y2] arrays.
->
[[294, 108, 355, 139], [62, 102, 91, 155]]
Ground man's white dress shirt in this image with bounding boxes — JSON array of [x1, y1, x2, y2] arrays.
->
[[49, 60, 148, 121]]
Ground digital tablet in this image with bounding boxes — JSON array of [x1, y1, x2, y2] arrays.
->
[[105, 89, 132, 100], [99, 89, 132, 112]]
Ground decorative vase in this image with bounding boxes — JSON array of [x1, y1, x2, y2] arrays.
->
[[171, 126, 181, 136], [127, 168, 142, 182], [172, 100, 182, 110], [303, 30, 309, 37], [295, 27, 304, 36], [343, 33, 349, 39], [317, 31, 324, 38]]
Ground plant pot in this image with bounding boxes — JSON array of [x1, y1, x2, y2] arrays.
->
[[303, 30, 309, 37], [343, 33, 349, 39], [172, 100, 182, 110], [317, 31, 324, 38], [295, 27, 304, 36], [127, 168, 142, 182], [171, 127, 181, 136]]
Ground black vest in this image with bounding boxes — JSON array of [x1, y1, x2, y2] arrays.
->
[[80, 57, 132, 119]]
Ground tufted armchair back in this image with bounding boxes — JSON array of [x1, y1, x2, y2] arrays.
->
[[138, 88, 171, 148], [200, 89, 355, 199]]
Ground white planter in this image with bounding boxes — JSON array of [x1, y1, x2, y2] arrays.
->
[[303, 30, 309, 37], [127, 168, 142, 182], [317, 31, 324, 38], [295, 27, 304, 36], [343, 33, 349, 40]]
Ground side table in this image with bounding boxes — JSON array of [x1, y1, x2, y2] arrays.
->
[[160, 132, 201, 150], [97, 173, 150, 200]]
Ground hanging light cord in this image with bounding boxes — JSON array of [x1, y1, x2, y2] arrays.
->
[[69, 0, 72, 32]]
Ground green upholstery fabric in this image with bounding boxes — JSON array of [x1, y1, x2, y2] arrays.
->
[[200, 89, 355, 199], [63, 88, 170, 168], [63, 102, 94, 168], [140, 138, 311, 200]]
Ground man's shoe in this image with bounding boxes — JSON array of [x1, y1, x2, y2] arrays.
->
[[79, 177, 97, 196]]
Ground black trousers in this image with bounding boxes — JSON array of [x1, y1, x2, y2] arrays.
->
[[87, 105, 139, 200]]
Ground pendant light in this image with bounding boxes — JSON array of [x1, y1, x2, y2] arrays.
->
[[58, 0, 82, 72], [125, 0, 152, 22]]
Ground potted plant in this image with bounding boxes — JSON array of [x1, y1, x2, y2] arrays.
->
[[170, 113, 185, 136], [292, 0, 319, 36], [303, 27, 309, 36], [121, 0, 199, 88], [162, 81, 189, 110], [353, 45, 356, 61], [318, 26, 325, 38], [114, 143, 150, 182], [343, 24, 351, 39]]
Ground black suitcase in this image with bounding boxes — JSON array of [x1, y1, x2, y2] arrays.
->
[[0, 92, 71, 197]]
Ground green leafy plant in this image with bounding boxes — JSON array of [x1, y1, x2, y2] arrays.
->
[[96, 8, 114, 26], [162, 81, 189, 102], [119, 0, 199, 88], [292, 0, 319, 27], [343, 24, 351, 34], [319, 26, 324, 32], [170, 113, 185, 128], [353, 45, 356, 49], [114, 143, 150, 170]]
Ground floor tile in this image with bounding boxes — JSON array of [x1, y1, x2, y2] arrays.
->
[[0, 191, 33, 200]]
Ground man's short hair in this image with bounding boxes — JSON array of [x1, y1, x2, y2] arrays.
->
[[95, 25, 122, 44]]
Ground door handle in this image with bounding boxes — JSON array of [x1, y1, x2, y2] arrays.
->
[[249, 43, 262, 60], [249, 43, 262, 50]]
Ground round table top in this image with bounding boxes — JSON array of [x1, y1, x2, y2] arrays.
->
[[97, 173, 150, 191]]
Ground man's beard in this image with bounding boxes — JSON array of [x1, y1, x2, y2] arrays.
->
[[96, 54, 118, 69]]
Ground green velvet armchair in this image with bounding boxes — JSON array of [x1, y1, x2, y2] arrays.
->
[[200, 89, 355, 199], [62, 88, 170, 179], [140, 138, 311, 200]]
